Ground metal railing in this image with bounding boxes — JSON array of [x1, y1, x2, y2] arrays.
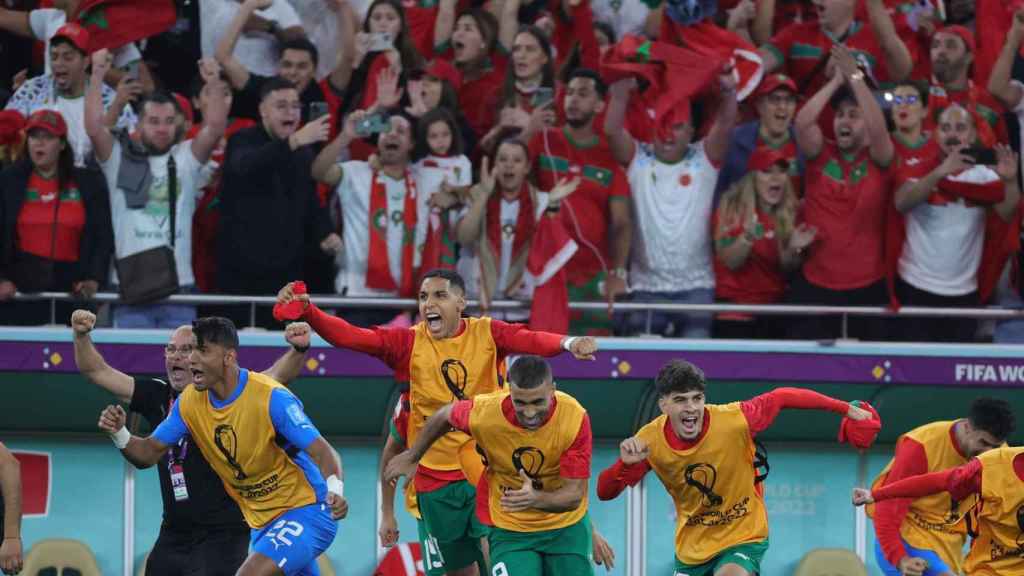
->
[[11, 291, 1024, 338]]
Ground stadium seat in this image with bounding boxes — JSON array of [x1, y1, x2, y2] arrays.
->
[[793, 548, 868, 576], [21, 538, 102, 576], [317, 554, 337, 576]]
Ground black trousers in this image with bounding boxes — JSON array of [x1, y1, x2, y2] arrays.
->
[[785, 274, 889, 341], [895, 276, 979, 342], [145, 524, 250, 576]]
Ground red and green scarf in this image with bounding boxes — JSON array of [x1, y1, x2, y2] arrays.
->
[[366, 170, 418, 297]]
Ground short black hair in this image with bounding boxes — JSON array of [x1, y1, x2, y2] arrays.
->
[[259, 76, 297, 102], [830, 85, 858, 111], [509, 355, 553, 389], [281, 37, 320, 68], [655, 360, 706, 397], [192, 317, 239, 351], [420, 268, 466, 294], [139, 90, 183, 117], [565, 68, 607, 98], [969, 397, 1016, 441], [50, 36, 86, 57]]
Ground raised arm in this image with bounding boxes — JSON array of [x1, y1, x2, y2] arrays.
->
[[312, 111, 362, 188], [215, 0, 272, 90], [0, 7, 31, 38], [498, 0, 522, 53], [276, 282, 397, 358], [260, 322, 311, 385], [864, 0, 912, 81], [854, 458, 982, 505], [751, 0, 775, 46], [0, 442, 22, 575], [596, 436, 651, 500], [72, 309, 134, 403], [604, 78, 637, 166], [99, 404, 173, 469], [455, 157, 495, 245], [833, 45, 893, 166], [326, 0, 357, 94], [795, 72, 843, 158], [705, 69, 740, 165], [85, 49, 115, 163], [740, 387, 863, 436], [489, 320, 598, 359], [994, 143, 1022, 222], [988, 12, 1024, 109], [434, 0, 458, 53], [190, 58, 230, 165]]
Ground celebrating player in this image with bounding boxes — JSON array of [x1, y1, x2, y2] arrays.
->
[[867, 398, 1015, 576], [277, 269, 598, 576], [597, 359, 877, 576], [386, 355, 595, 576], [97, 317, 346, 576]]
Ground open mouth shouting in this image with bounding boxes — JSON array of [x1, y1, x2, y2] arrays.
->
[[679, 413, 700, 437], [425, 312, 443, 333]]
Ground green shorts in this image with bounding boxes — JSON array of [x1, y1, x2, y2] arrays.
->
[[417, 517, 447, 576], [673, 539, 768, 576], [489, 513, 593, 576], [417, 480, 490, 571]]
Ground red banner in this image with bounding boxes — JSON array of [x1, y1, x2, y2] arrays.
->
[[74, 0, 176, 51]]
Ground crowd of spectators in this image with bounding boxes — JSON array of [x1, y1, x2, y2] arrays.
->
[[1, 0, 1023, 343]]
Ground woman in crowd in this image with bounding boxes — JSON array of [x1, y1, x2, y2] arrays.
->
[[0, 110, 112, 325]]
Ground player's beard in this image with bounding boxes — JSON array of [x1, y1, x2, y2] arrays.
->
[[565, 112, 594, 130]]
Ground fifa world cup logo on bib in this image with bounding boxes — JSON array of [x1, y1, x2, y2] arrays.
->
[[1016, 504, 1024, 548], [441, 359, 469, 400], [684, 463, 723, 507], [512, 446, 545, 490], [213, 424, 248, 480]]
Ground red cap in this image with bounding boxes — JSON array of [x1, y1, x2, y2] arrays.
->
[[838, 401, 882, 450], [25, 109, 68, 138], [0, 111, 26, 145], [935, 25, 975, 53], [417, 59, 462, 91], [52, 22, 90, 54], [172, 93, 194, 125], [755, 73, 797, 99], [747, 146, 792, 172]]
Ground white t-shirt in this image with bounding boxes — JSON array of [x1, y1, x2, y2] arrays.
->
[[201, 0, 303, 78], [627, 141, 717, 293], [413, 154, 473, 200], [899, 167, 991, 296], [30, 9, 141, 74], [100, 140, 204, 286], [334, 162, 429, 296], [55, 94, 89, 166]]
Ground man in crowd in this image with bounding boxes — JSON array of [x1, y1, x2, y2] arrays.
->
[[72, 309, 311, 574], [927, 26, 1008, 144], [0, 442, 21, 576], [5, 24, 136, 167], [86, 51, 227, 328], [217, 77, 340, 328], [97, 316, 347, 575]]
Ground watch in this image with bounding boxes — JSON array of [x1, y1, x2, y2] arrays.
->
[[849, 70, 865, 83]]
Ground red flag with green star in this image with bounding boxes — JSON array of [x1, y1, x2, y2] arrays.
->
[[74, 0, 176, 52]]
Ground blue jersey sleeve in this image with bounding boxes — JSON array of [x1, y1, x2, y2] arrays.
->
[[269, 388, 323, 450], [152, 399, 188, 446]]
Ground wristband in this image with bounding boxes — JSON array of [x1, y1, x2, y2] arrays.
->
[[111, 426, 130, 450], [293, 344, 311, 354], [326, 474, 344, 497], [562, 336, 578, 352]]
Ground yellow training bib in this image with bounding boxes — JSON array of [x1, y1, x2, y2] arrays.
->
[[965, 446, 1024, 576], [178, 370, 318, 528], [469, 390, 588, 532], [637, 404, 769, 565]]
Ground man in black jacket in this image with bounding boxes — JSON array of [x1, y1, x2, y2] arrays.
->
[[217, 77, 340, 327]]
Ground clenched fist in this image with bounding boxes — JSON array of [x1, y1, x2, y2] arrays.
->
[[72, 309, 97, 335], [98, 405, 127, 434]]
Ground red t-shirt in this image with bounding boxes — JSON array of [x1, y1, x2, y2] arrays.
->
[[892, 132, 938, 173], [528, 127, 631, 284], [926, 82, 1008, 145], [801, 143, 890, 290], [712, 208, 787, 305], [447, 51, 509, 141], [17, 173, 86, 262], [449, 394, 592, 526]]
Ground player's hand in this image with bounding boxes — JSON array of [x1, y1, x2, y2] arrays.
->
[[0, 535, 23, 576], [619, 436, 650, 465], [566, 336, 598, 361], [383, 450, 418, 486], [277, 282, 311, 310], [500, 469, 539, 512], [592, 529, 615, 571], [898, 555, 929, 576], [846, 403, 872, 421], [98, 404, 127, 434], [326, 492, 349, 520], [284, 322, 311, 351], [379, 513, 400, 547], [72, 309, 97, 335], [851, 487, 874, 506]]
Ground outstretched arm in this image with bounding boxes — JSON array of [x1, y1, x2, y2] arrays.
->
[[85, 50, 116, 163], [856, 459, 982, 504], [383, 403, 462, 484], [260, 322, 312, 385], [99, 405, 173, 469], [72, 310, 135, 403], [490, 320, 598, 359], [740, 387, 858, 436], [215, 0, 271, 90], [277, 282, 399, 359]]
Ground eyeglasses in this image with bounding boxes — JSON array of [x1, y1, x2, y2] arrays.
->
[[164, 345, 193, 357], [890, 94, 920, 106]]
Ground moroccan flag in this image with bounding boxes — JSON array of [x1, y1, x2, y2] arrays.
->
[[74, 0, 176, 52], [974, 0, 1024, 88], [527, 214, 577, 334]]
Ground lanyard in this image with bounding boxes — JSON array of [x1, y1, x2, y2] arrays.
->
[[166, 395, 189, 467]]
